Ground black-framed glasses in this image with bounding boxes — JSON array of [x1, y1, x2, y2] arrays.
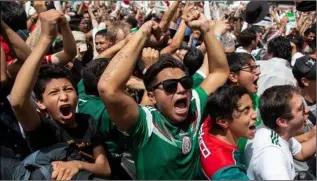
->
[[240, 65, 260, 74], [147, 76, 193, 94]]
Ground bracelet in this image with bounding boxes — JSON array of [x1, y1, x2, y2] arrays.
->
[[215, 34, 223, 41]]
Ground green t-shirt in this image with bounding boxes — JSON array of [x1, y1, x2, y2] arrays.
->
[[128, 86, 208, 180], [192, 71, 206, 88], [77, 80, 131, 154], [237, 93, 262, 164]]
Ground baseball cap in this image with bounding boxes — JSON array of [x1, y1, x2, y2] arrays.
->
[[292, 55, 316, 80], [72, 31, 87, 52]]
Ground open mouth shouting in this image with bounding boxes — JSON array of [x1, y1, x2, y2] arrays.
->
[[174, 97, 189, 116], [59, 104, 73, 120]]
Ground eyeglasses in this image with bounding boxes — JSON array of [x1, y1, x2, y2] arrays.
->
[[147, 76, 193, 94], [240, 65, 260, 74]]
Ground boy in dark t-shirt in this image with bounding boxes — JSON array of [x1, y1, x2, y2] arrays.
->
[[9, 10, 111, 180]]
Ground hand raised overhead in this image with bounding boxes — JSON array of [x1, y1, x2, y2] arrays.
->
[[39, 9, 63, 41]]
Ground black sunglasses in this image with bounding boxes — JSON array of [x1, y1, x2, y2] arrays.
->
[[147, 76, 193, 94]]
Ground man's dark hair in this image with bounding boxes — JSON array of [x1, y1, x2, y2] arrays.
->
[[207, 85, 249, 130], [126, 16, 138, 28], [238, 28, 256, 47], [95, 29, 115, 39], [34, 64, 76, 101], [183, 48, 204, 76], [288, 36, 304, 52], [0, 1, 27, 31], [226, 52, 254, 74], [267, 36, 292, 62], [259, 85, 299, 130], [144, 54, 189, 91], [304, 27, 316, 37], [82, 58, 110, 96]]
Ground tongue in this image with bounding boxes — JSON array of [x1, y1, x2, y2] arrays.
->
[[175, 100, 186, 109], [60, 110, 73, 120]]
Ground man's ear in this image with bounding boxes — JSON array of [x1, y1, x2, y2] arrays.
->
[[35, 99, 47, 111], [276, 118, 288, 129], [147, 91, 157, 105], [228, 72, 239, 84], [215, 117, 230, 129]]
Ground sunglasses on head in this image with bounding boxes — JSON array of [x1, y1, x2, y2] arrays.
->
[[147, 76, 193, 94]]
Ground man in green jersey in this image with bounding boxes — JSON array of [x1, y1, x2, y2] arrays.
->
[[225, 52, 261, 162], [97, 11, 229, 180]]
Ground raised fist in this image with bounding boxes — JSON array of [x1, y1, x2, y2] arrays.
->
[[39, 10, 63, 41]]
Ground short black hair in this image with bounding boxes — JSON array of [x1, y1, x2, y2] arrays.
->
[[144, 54, 189, 91], [82, 58, 110, 96], [207, 85, 249, 130], [304, 27, 316, 37], [226, 52, 254, 73], [183, 48, 204, 76], [0, 1, 27, 31], [238, 28, 256, 47], [95, 29, 115, 39], [267, 36, 292, 62], [259, 85, 299, 130], [126, 16, 138, 28], [34, 64, 76, 101]]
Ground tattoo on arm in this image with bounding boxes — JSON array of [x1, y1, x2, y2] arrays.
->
[[101, 52, 128, 82]]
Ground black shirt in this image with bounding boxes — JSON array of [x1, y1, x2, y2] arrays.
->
[[0, 89, 31, 160], [25, 113, 103, 162]]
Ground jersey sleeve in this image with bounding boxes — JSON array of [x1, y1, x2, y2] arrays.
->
[[289, 137, 302, 156], [127, 105, 155, 150], [253, 146, 291, 180], [192, 71, 206, 88], [211, 166, 250, 180]]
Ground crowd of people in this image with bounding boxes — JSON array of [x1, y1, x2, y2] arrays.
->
[[0, 0, 316, 180]]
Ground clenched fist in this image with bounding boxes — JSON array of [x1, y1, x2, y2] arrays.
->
[[141, 47, 160, 69], [39, 10, 63, 41]]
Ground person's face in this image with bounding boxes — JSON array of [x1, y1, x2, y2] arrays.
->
[[231, 60, 260, 94], [37, 78, 78, 127], [148, 68, 192, 124], [285, 93, 309, 136], [228, 94, 257, 140], [173, 49, 189, 62], [306, 32, 315, 42], [79, 20, 89, 33], [95, 35, 114, 54], [83, 13, 90, 22]]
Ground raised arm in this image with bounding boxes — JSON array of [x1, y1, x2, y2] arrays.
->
[[10, 10, 62, 131], [1, 20, 32, 62], [184, 12, 229, 95], [159, 1, 181, 32], [50, 16, 77, 64], [98, 21, 158, 131], [96, 38, 129, 59], [160, 19, 187, 54], [0, 45, 7, 89]]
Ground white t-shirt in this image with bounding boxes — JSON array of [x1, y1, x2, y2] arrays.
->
[[256, 57, 298, 96], [244, 124, 302, 180]]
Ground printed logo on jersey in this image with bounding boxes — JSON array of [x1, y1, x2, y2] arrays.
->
[[182, 136, 192, 154]]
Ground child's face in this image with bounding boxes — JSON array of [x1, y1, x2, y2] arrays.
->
[[38, 78, 78, 127]]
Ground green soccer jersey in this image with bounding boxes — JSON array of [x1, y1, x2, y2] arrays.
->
[[128, 86, 208, 180], [192, 71, 206, 88], [77, 80, 131, 154], [237, 93, 262, 164]]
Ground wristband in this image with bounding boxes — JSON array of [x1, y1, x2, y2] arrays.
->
[[215, 34, 223, 41]]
